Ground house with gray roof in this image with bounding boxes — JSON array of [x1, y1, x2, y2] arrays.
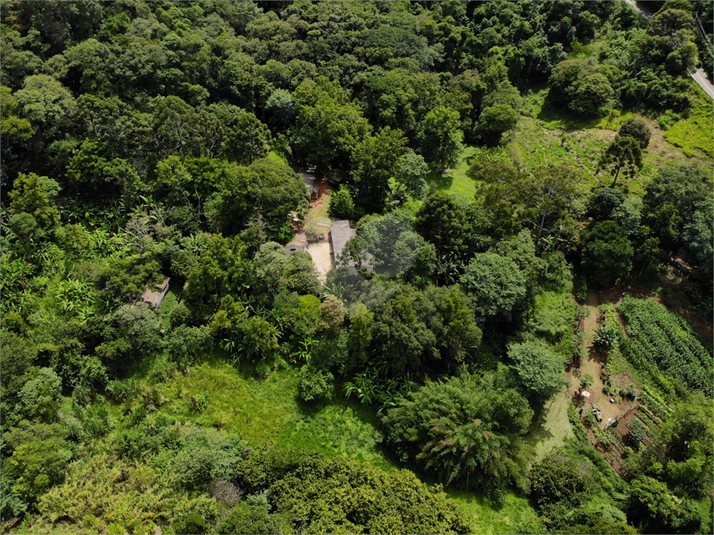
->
[[330, 220, 356, 266]]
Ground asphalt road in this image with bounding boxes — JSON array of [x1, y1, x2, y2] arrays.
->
[[690, 67, 714, 100]]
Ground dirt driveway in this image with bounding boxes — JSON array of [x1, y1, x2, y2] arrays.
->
[[307, 241, 332, 283]]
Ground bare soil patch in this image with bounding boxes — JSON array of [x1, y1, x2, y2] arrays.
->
[[307, 241, 332, 283]]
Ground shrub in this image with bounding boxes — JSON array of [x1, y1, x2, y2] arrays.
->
[[328, 187, 355, 220], [171, 513, 208, 535], [298, 365, 334, 402]]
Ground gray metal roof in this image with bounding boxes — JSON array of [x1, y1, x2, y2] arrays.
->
[[330, 220, 356, 264]]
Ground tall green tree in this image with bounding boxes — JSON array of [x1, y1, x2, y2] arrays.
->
[[599, 136, 643, 187], [6, 437, 73, 503], [618, 116, 651, 149], [476, 103, 519, 146], [8, 172, 61, 232], [350, 127, 408, 213], [13, 75, 75, 141], [580, 220, 634, 287], [291, 77, 371, 178], [627, 476, 702, 534], [220, 112, 272, 165], [460, 253, 527, 320], [417, 106, 463, 172], [392, 149, 429, 201], [414, 192, 467, 261], [507, 342, 567, 402], [381, 372, 533, 492]]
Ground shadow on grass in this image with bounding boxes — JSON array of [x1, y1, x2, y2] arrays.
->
[[537, 99, 607, 131], [426, 168, 454, 191], [447, 486, 539, 533]]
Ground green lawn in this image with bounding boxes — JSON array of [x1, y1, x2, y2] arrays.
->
[[426, 146, 479, 203], [267, 150, 290, 166], [129, 353, 546, 532], [157, 287, 180, 329], [303, 192, 331, 235], [510, 88, 711, 195], [448, 489, 538, 535], [511, 115, 612, 191], [150, 358, 395, 470], [664, 95, 714, 158]]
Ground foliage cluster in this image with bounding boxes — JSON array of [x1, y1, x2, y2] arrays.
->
[[1, 0, 712, 533]]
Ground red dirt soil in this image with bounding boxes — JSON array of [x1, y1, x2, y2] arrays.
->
[[310, 178, 330, 207]]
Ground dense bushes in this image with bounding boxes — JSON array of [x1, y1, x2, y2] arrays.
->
[[232, 452, 469, 535], [1, 0, 711, 532], [381, 371, 533, 497]]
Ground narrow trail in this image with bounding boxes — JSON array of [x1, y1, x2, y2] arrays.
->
[[580, 291, 633, 428], [531, 291, 616, 461]]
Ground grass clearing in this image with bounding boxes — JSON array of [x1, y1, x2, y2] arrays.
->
[[527, 380, 575, 462], [303, 192, 331, 236], [664, 96, 714, 158], [157, 287, 180, 329], [448, 489, 538, 534], [426, 145, 479, 203], [513, 87, 710, 196], [512, 115, 612, 190], [153, 358, 395, 470], [392, 86, 707, 204], [135, 355, 543, 531], [267, 150, 290, 166]]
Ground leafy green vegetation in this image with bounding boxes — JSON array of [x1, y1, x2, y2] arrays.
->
[[664, 95, 714, 157], [619, 297, 713, 397], [448, 490, 538, 535], [2, 0, 712, 533], [158, 362, 393, 469], [425, 146, 479, 203]]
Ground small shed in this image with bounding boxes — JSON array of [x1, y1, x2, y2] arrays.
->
[[285, 232, 308, 254], [300, 171, 319, 200], [330, 220, 356, 265], [141, 277, 170, 309]]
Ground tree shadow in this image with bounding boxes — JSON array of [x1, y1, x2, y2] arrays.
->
[[426, 169, 454, 191], [537, 100, 605, 132], [525, 420, 556, 447]]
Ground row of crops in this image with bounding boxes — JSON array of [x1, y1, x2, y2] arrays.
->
[[618, 297, 713, 398]]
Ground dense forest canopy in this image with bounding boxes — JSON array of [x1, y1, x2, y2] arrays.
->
[[1, 1, 712, 534]]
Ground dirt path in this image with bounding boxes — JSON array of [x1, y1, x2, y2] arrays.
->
[[300, 183, 333, 283], [578, 291, 632, 428], [306, 241, 332, 283]]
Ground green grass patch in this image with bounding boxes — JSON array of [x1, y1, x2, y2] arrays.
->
[[426, 146, 479, 203], [448, 489, 538, 534], [431, 87, 707, 201], [154, 358, 395, 470], [157, 287, 180, 329], [267, 150, 290, 166], [303, 192, 331, 235], [512, 116, 611, 191], [664, 97, 714, 157], [516, 86, 714, 195]]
